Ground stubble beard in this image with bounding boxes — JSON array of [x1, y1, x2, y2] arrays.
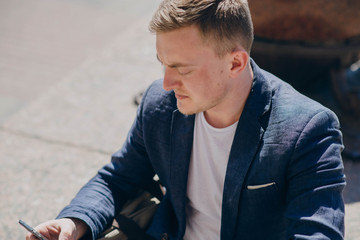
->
[[176, 98, 218, 117]]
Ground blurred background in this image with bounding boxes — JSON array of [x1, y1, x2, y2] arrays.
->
[[0, 0, 359, 239]]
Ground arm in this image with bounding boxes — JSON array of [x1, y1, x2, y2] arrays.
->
[[285, 110, 346, 239], [55, 87, 156, 239]]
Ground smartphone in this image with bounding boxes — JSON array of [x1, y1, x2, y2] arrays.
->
[[19, 220, 48, 240]]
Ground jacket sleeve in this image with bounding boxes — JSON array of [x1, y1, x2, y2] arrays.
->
[[285, 110, 346, 239], [57, 87, 156, 240]]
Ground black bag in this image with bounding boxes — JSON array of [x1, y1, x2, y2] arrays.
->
[[97, 180, 163, 240]]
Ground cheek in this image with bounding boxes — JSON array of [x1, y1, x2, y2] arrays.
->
[[190, 70, 212, 93], [206, 68, 226, 90], [185, 64, 226, 96]]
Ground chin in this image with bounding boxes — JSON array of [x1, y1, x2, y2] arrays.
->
[[177, 104, 204, 116], [177, 104, 196, 116], [176, 99, 208, 116], [178, 108, 195, 116]]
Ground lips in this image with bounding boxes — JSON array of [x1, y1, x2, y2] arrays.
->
[[175, 93, 188, 100]]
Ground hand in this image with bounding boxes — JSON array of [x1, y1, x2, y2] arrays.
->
[[25, 218, 88, 240]]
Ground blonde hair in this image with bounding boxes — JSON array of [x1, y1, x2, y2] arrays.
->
[[149, 0, 254, 56]]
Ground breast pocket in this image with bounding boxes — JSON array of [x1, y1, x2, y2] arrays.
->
[[241, 182, 282, 214], [236, 182, 286, 239]]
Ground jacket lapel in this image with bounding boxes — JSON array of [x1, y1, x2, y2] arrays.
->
[[169, 110, 195, 236], [221, 59, 272, 239]]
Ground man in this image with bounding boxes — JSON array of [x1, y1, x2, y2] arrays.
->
[[26, 0, 346, 239]]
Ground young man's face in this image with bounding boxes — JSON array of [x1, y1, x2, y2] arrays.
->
[[156, 25, 234, 116]]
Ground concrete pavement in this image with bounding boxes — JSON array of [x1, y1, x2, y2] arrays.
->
[[0, 0, 359, 239], [0, 0, 162, 238]]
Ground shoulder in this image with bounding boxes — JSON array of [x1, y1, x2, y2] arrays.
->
[[261, 69, 339, 129], [251, 59, 338, 128], [252, 63, 341, 154]]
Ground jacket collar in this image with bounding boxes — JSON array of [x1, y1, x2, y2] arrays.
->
[[169, 110, 195, 237], [221, 59, 272, 239]]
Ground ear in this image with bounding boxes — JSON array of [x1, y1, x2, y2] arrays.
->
[[229, 49, 249, 78]]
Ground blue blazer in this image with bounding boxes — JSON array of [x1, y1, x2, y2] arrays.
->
[[58, 60, 346, 240]]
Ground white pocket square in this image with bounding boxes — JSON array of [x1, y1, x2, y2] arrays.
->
[[247, 182, 276, 190]]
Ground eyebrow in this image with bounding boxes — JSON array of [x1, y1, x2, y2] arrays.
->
[[156, 54, 195, 68]]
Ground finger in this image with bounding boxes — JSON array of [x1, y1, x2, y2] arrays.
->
[[25, 232, 36, 240], [24, 225, 48, 240], [24, 221, 58, 240], [25, 231, 48, 240]]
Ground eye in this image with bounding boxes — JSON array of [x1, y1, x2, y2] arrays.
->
[[177, 67, 193, 75]]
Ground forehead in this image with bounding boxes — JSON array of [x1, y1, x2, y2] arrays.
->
[[156, 26, 217, 63], [156, 26, 204, 49]]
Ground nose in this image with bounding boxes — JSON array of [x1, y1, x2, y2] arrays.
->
[[163, 67, 180, 91]]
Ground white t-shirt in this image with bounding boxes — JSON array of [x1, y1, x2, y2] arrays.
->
[[183, 112, 238, 240]]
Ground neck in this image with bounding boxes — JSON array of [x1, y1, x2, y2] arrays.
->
[[204, 63, 254, 128]]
